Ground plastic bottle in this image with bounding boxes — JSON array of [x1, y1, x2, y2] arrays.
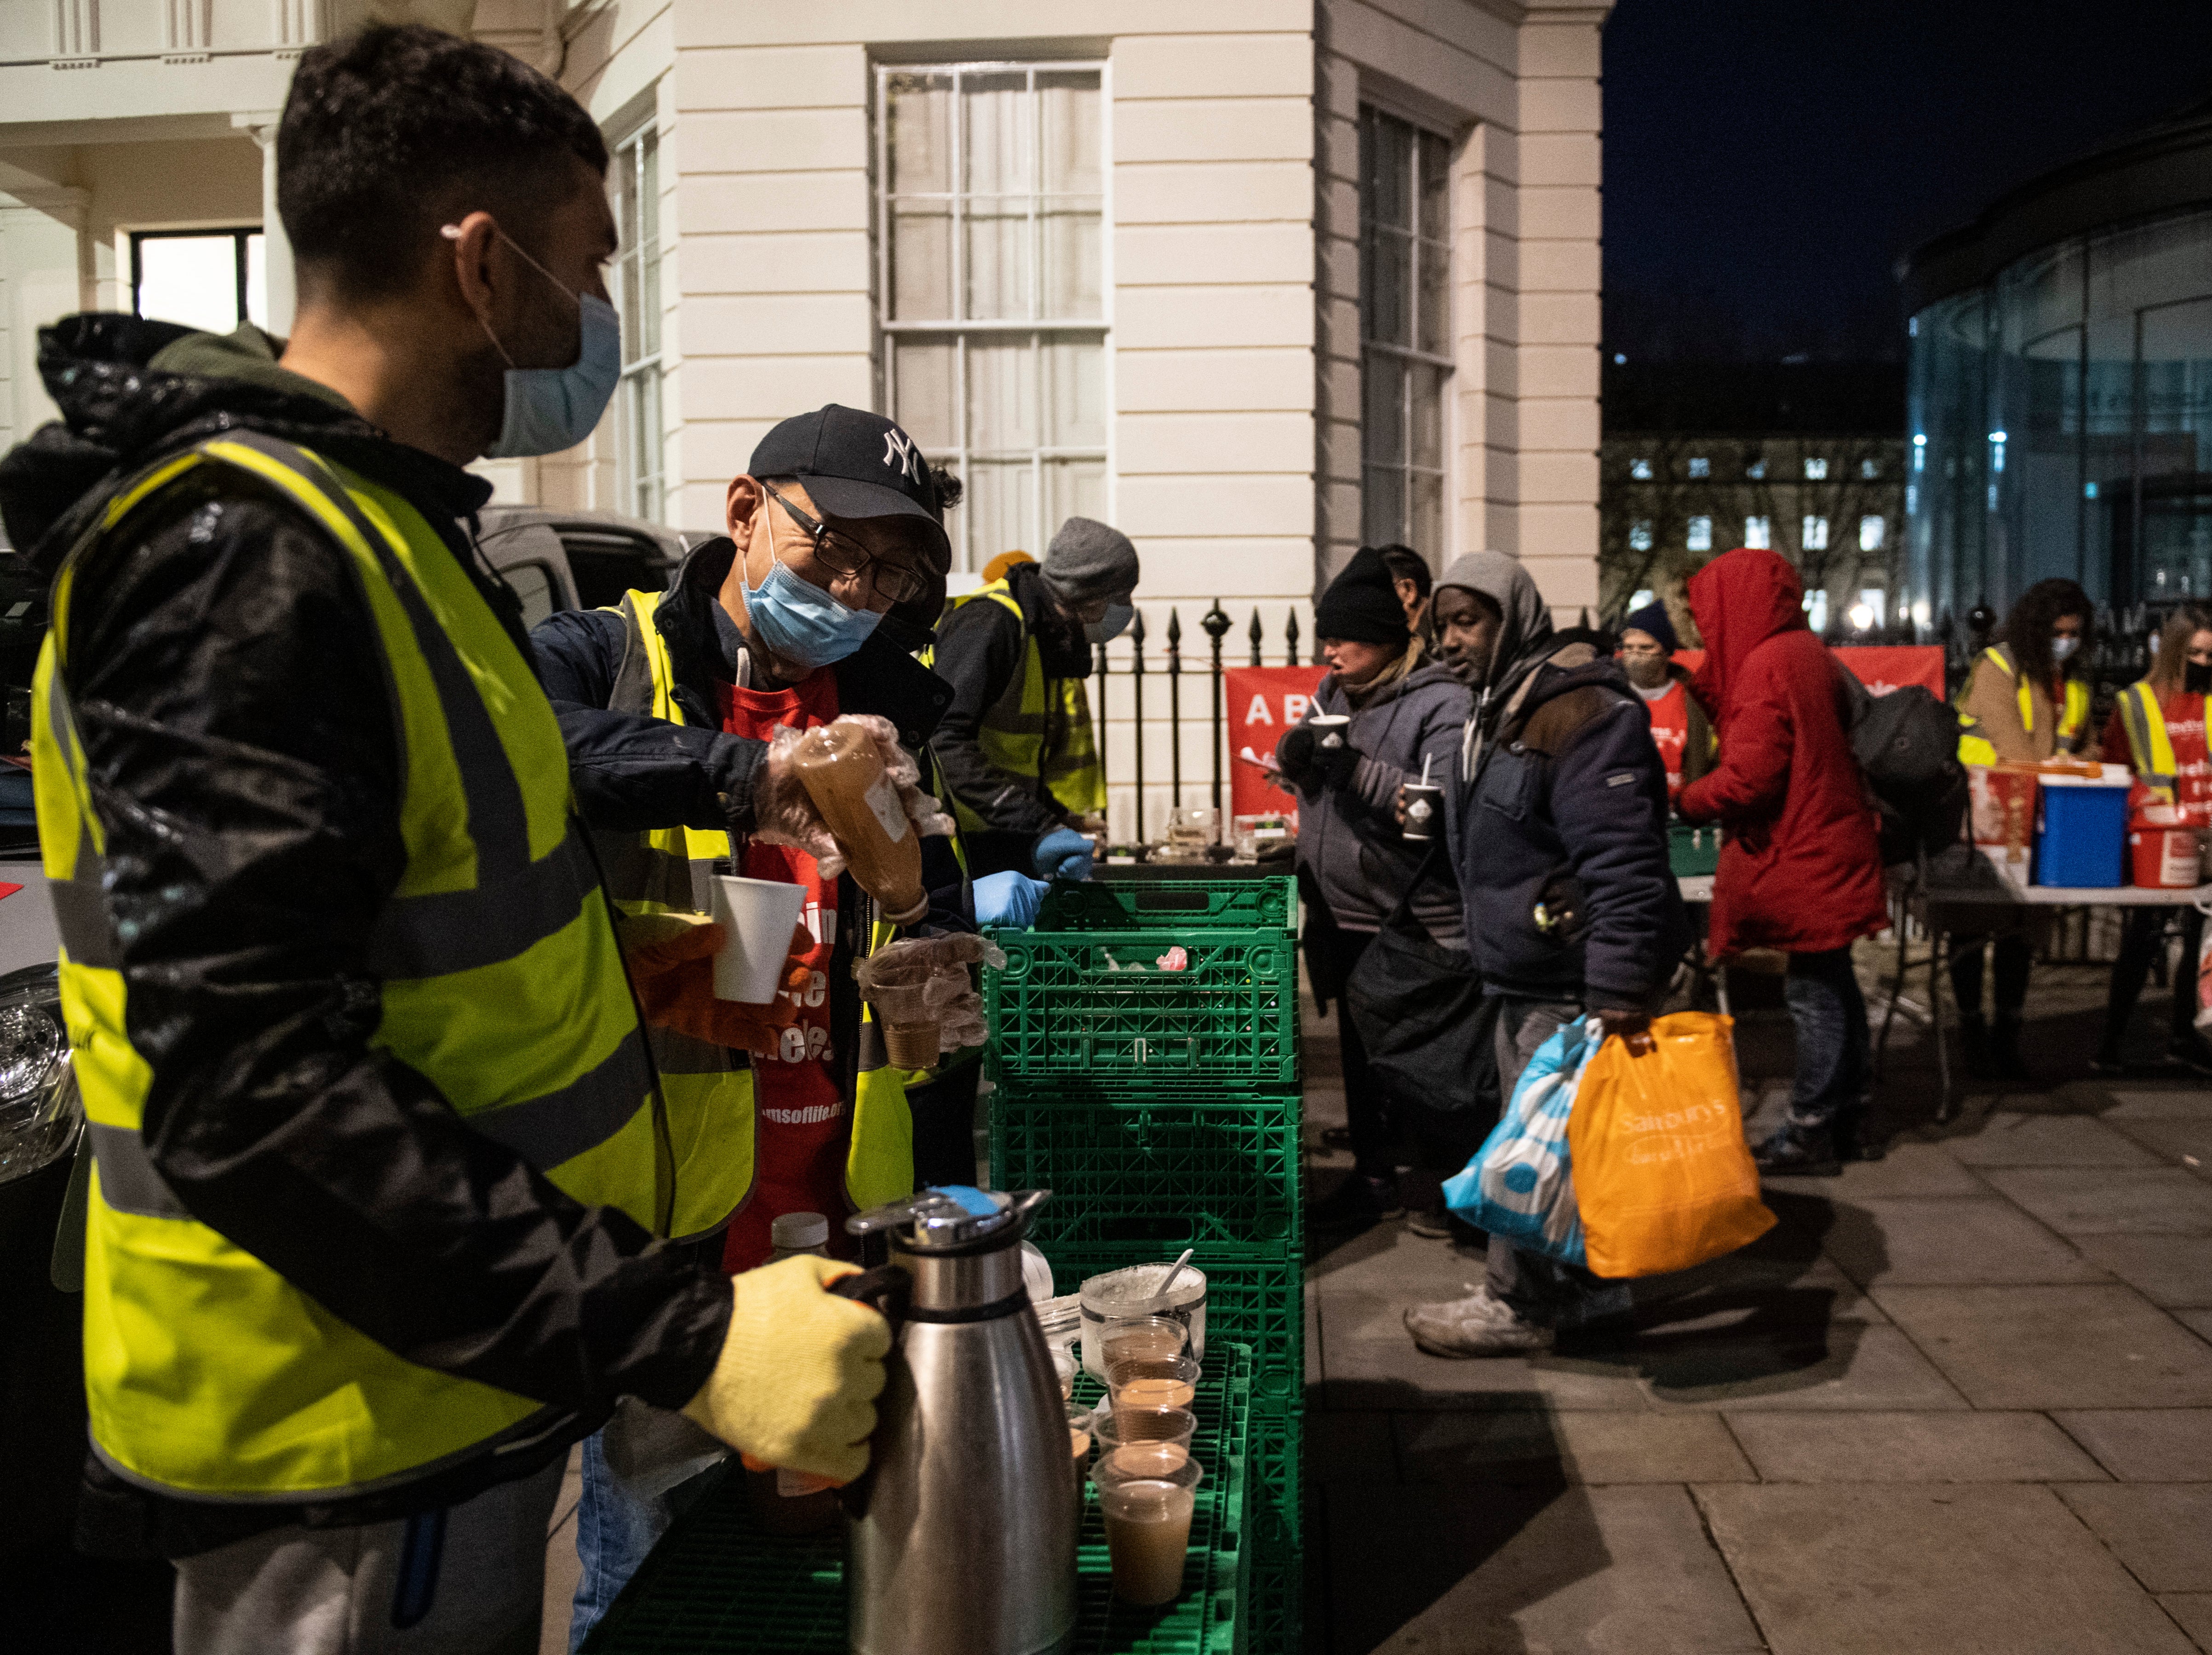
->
[[789, 722, 928, 924], [744, 1212, 842, 1533]]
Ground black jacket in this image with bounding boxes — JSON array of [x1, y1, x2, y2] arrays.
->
[[1446, 637, 1693, 1011], [929, 562, 1092, 838], [529, 537, 968, 1103], [0, 315, 731, 1556]]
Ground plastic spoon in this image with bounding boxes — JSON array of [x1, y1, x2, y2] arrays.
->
[[1149, 1248, 1195, 1312]]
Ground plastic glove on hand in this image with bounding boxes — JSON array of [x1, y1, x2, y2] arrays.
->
[[618, 913, 808, 1054], [682, 1255, 891, 1483], [1032, 826, 1095, 881], [973, 870, 1049, 929], [858, 932, 1007, 1055]]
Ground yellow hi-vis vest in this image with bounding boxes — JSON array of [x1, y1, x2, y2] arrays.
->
[[37, 433, 662, 1504], [928, 578, 1104, 835], [2112, 680, 2211, 801], [600, 589, 914, 1214], [1956, 644, 2091, 767]]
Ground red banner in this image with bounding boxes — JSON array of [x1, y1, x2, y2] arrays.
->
[[1224, 665, 1326, 822], [1671, 645, 1944, 699]]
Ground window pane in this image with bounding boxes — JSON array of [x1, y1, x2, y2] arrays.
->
[[887, 74, 953, 194], [968, 336, 1038, 452], [1363, 353, 1407, 468], [638, 132, 661, 357], [891, 338, 958, 451], [1040, 201, 1102, 319], [1046, 458, 1107, 529], [1364, 110, 1411, 235], [1745, 515, 1771, 548], [1410, 361, 1445, 470], [1417, 131, 1450, 242], [964, 196, 1030, 321], [244, 234, 267, 329], [1410, 468, 1444, 560], [136, 235, 242, 333], [1037, 73, 1100, 194], [1363, 465, 1404, 545], [963, 72, 1030, 195], [966, 459, 1038, 561], [1367, 230, 1410, 347], [1043, 333, 1106, 448], [891, 204, 953, 320], [1416, 240, 1450, 357]]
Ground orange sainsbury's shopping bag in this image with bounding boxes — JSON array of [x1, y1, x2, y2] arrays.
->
[[1566, 1011, 1776, 1278]]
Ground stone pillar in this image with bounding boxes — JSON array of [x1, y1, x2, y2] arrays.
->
[[233, 113, 294, 336]]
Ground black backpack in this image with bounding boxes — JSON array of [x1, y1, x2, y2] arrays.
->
[[1844, 674, 1969, 866]]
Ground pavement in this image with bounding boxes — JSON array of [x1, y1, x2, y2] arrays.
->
[[1302, 945, 2212, 1655]]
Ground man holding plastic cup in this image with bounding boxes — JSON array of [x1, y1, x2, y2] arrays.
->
[[533, 404, 994, 1641]]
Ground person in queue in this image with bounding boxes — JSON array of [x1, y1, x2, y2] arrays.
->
[[1950, 577, 2097, 1079], [1674, 548, 1889, 1173], [929, 517, 1136, 881], [2095, 605, 2212, 1074], [1377, 542, 1435, 636], [1275, 548, 1470, 1227], [1616, 598, 1714, 802], [532, 405, 979, 1642], [1401, 553, 1690, 1356], [0, 29, 891, 1652]]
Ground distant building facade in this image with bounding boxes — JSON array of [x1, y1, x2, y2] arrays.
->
[[1599, 361, 1905, 638]]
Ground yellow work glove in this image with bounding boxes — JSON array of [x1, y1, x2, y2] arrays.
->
[[681, 1254, 892, 1483]]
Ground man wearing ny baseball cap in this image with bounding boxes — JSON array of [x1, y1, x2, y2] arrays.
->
[[531, 403, 979, 1642]]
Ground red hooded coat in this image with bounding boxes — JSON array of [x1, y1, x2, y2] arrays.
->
[[1675, 549, 1888, 957]]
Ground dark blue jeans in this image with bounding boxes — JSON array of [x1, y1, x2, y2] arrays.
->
[[1785, 947, 1870, 1131]]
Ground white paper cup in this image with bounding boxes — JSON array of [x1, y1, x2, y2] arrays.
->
[[709, 875, 808, 1004]]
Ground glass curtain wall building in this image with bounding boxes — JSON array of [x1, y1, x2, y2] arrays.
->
[[1900, 97, 2212, 634]]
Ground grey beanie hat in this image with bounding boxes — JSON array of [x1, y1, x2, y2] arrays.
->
[[1040, 517, 1140, 605]]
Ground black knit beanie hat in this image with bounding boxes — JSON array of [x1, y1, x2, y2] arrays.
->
[[1314, 546, 1413, 646]]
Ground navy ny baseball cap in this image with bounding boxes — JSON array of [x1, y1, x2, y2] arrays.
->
[[748, 405, 951, 572]]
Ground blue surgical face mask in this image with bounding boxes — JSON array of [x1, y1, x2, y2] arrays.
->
[[742, 552, 883, 672], [1085, 603, 1134, 645], [2051, 634, 2080, 662], [446, 222, 623, 459]]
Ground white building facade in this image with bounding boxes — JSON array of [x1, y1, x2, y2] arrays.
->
[[2, 0, 1611, 837]]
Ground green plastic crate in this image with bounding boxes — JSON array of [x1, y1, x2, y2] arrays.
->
[[1034, 875, 1296, 935], [992, 1086, 1302, 1251], [1044, 1246, 1304, 1414], [584, 1348, 1255, 1655], [985, 930, 1299, 1089], [1668, 823, 1721, 878]]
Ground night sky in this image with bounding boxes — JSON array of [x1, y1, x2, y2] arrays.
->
[[1601, 0, 2212, 363]]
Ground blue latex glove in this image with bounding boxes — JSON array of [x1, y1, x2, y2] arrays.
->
[[1032, 827, 1096, 882], [974, 870, 1049, 929]]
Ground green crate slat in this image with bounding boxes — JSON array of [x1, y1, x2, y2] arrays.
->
[[992, 1087, 1302, 1251], [1043, 1246, 1304, 1414], [1032, 875, 1297, 934], [585, 1348, 1255, 1655], [985, 930, 1300, 1089], [1668, 823, 1721, 877], [1245, 1404, 1302, 1550]]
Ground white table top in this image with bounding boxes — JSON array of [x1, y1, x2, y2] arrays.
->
[[1678, 875, 1714, 904], [1922, 847, 2210, 908]]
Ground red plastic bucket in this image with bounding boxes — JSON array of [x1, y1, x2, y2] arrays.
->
[[2129, 825, 2203, 889]]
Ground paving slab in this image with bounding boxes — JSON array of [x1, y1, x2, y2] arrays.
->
[[1876, 1285, 2212, 1408], [1764, 1138, 1991, 1197], [1326, 1482, 1765, 1654], [2183, 1309, 2212, 1342], [1722, 1409, 2106, 1482], [2158, 1593, 2212, 1649], [1307, 1409, 1397, 1483], [1945, 1111, 2162, 1167], [1819, 1196, 2109, 1286], [1629, 1323, 1971, 1412], [2056, 1484, 2212, 1592], [1312, 1224, 1492, 1300], [2111, 1116, 2212, 1174], [1981, 1166, 2212, 1236], [1394, 1409, 1755, 1485], [2055, 1410, 2212, 1482], [1322, 1337, 1654, 1412], [2103, 1090, 2212, 1121], [2072, 1234, 2212, 1307], [1697, 1482, 2196, 1655]]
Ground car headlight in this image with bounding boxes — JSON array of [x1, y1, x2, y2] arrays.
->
[[0, 964, 80, 1186]]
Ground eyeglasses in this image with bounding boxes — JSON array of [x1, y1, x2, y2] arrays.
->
[[759, 480, 928, 607]]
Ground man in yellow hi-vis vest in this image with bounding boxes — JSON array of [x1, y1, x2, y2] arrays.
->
[[532, 403, 975, 1642], [0, 29, 892, 1654], [931, 517, 1139, 880]]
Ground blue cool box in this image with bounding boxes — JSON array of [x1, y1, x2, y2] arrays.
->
[[2036, 771, 2130, 888]]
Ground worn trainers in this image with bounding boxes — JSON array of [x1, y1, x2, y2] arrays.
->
[[1753, 1121, 1842, 1177], [1403, 1283, 1554, 1357]]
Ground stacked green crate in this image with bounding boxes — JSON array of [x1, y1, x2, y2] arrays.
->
[[987, 875, 1306, 1653]]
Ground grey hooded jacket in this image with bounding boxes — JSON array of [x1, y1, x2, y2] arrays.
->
[[1292, 652, 1470, 943]]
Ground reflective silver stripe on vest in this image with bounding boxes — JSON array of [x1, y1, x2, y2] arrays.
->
[[87, 1121, 191, 1219], [594, 830, 702, 915], [367, 824, 598, 980], [652, 1028, 734, 1077], [464, 1026, 652, 1170], [43, 669, 119, 969]]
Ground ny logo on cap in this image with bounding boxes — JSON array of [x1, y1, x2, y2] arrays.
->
[[882, 427, 923, 485]]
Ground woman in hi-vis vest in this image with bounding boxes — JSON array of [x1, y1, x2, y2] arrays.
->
[[2096, 606, 2212, 1074], [1950, 578, 2096, 1079]]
